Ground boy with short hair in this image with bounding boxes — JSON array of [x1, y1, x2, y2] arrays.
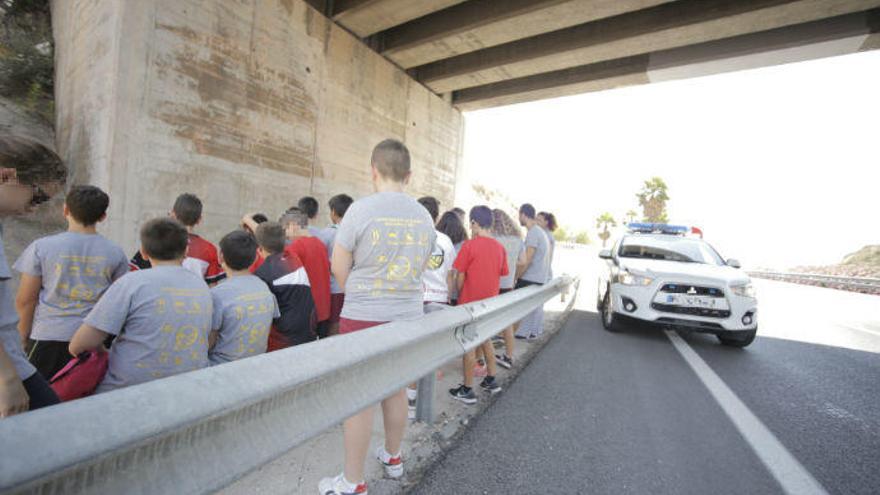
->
[[14, 185, 129, 380], [281, 208, 332, 339], [69, 218, 212, 393], [208, 230, 279, 364], [322, 194, 353, 336], [516, 203, 551, 339], [241, 212, 269, 272], [253, 222, 316, 349], [130, 193, 225, 286], [448, 206, 508, 404], [318, 139, 435, 495]]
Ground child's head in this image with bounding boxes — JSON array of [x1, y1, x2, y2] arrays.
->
[[280, 208, 308, 239], [171, 193, 203, 227], [469, 205, 493, 235], [328, 194, 353, 224], [140, 218, 188, 262], [64, 185, 109, 227], [418, 196, 440, 224], [0, 135, 66, 214], [537, 211, 557, 232], [370, 139, 411, 186], [255, 222, 286, 255], [219, 230, 257, 272], [297, 196, 319, 221]]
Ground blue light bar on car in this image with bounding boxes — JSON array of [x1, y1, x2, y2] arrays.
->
[[627, 223, 690, 235]]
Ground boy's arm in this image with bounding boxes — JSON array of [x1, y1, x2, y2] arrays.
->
[[446, 271, 456, 303], [0, 346, 28, 418], [456, 271, 465, 293], [15, 274, 41, 346], [330, 244, 353, 290], [69, 324, 110, 356], [208, 330, 219, 351], [516, 247, 536, 280]]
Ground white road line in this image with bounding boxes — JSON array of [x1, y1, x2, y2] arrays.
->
[[665, 330, 829, 495]]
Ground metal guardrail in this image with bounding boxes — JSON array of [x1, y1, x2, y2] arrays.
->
[[748, 271, 880, 292], [0, 276, 575, 495]]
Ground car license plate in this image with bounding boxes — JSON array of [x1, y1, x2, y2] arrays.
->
[[665, 294, 718, 308]]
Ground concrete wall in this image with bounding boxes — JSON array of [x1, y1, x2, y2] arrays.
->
[[51, 0, 464, 253]]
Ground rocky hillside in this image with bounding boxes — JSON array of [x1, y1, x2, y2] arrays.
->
[[793, 245, 880, 279]]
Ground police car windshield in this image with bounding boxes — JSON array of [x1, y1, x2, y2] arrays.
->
[[619, 236, 725, 266]]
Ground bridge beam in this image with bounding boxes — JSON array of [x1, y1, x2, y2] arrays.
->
[[413, 0, 880, 94]]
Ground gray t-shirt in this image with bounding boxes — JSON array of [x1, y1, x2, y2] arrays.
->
[[85, 265, 212, 393], [544, 228, 556, 282], [521, 225, 551, 284], [320, 224, 343, 294], [0, 224, 36, 380], [209, 275, 279, 365], [14, 232, 129, 342], [335, 191, 435, 322], [496, 235, 525, 290]]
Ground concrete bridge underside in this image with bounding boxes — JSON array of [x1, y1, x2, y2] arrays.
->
[[47, 0, 880, 254], [315, 0, 880, 110]]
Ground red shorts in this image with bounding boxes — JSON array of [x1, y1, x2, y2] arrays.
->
[[339, 318, 387, 335], [329, 293, 345, 323]]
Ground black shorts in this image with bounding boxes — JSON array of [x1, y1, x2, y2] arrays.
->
[[28, 339, 74, 381], [515, 279, 542, 290]]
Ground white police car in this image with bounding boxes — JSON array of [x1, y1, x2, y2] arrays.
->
[[597, 224, 758, 347]]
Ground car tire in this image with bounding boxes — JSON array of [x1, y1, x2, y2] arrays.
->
[[717, 328, 757, 348], [600, 290, 622, 332]]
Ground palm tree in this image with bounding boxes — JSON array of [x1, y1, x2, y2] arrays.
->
[[625, 210, 638, 224], [636, 177, 670, 223], [596, 212, 617, 248]]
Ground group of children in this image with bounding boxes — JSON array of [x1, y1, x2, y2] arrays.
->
[[0, 136, 556, 495]]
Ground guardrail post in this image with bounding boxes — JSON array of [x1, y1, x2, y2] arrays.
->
[[414, 372, 435, 423]]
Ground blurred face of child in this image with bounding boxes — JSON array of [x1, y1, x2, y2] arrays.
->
[[0, 168, 62, 215], [537, 214, 549, 230]]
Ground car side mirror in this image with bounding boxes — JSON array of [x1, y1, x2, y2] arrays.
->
[[727, 258, 742, 269], [599, 250, 613, 260]]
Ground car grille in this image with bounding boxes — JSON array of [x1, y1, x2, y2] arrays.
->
[[659, 284, 724, 297], [651, 303, 731, 318]]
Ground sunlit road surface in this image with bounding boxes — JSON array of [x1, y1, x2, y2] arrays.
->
[[412, 248, 879, 495]]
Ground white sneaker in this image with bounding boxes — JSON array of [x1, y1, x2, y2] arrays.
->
[[376, 446, 404, 479], [317, 474, 367, 495]]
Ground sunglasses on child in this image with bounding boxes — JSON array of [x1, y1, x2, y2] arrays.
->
[[30, 185, 51, 206]]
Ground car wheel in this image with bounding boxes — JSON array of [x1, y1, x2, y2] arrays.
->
[[600, 290, 622, 332], [717, 328, 757, 348]]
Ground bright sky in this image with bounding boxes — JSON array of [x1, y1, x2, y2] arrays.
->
[[458, 50, 880, 270]]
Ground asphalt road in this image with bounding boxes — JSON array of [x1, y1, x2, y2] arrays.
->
[[410, 278, 880, 495]]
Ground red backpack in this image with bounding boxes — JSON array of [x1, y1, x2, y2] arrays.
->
[[49, 351, 109, 401]]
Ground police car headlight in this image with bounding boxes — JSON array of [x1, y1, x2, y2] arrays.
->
[[731, 282, 756, 298], [618, 271, 654, 286]]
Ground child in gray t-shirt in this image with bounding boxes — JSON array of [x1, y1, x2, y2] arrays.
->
[[209, 231, 279, 365], [70, 218, 212, 393], [14, 186, 128, 380]]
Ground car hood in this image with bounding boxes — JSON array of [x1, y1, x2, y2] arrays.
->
[[620, 258, 750, 285]]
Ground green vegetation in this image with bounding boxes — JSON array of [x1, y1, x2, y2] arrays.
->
[[596, 212, 616, 248], [636, 177, 669, 223], [0, 0, 54, 122], [574, 231, 590, 245], [553, 226, 568, 242]]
